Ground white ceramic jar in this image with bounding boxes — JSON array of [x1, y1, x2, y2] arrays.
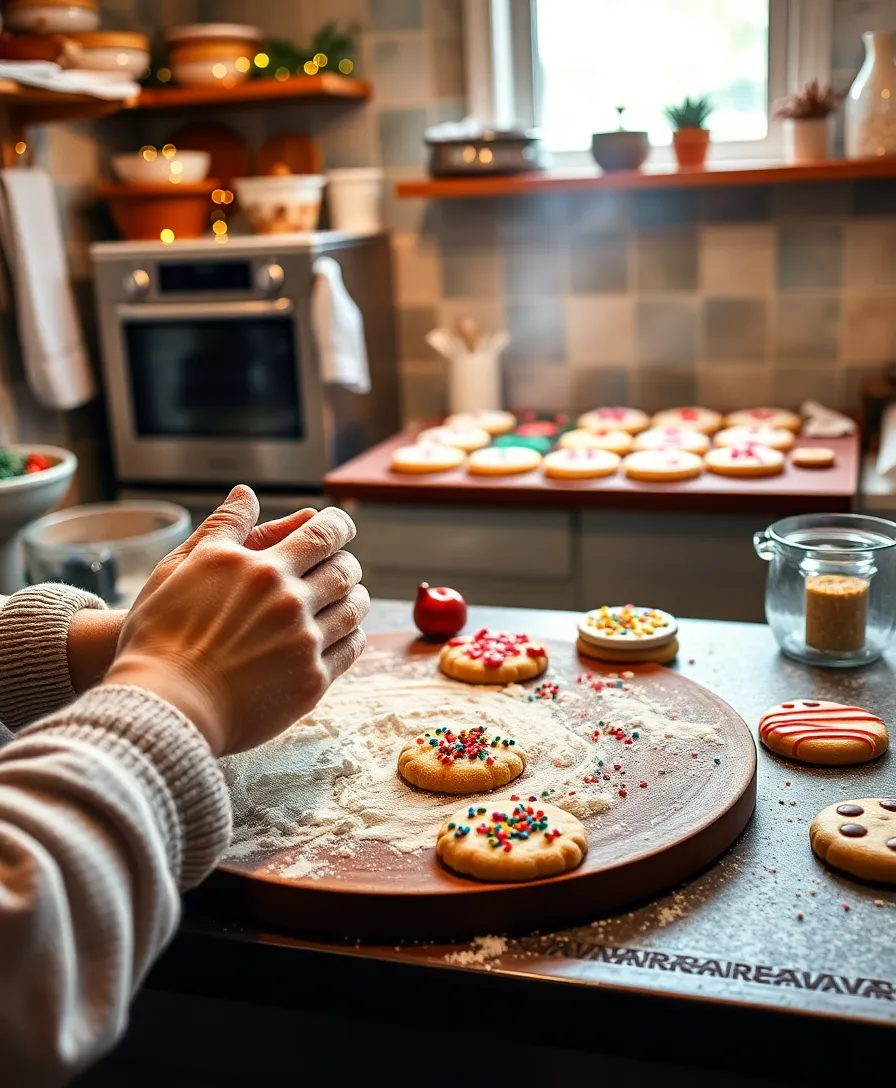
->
[[4, 0, 99, 34], [783, 117, 832, 163], [325, 168, 383, 233], [846, 29, 896, 159]]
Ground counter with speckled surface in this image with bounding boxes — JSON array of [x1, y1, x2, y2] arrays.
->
[[150, 602, 896, 1077]]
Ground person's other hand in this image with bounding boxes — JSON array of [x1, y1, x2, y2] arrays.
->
[[103, 485, 368, 756]]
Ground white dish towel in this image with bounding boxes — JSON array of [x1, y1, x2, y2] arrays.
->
[[0, 168, 95, 410], [310, 254, 370, 394]]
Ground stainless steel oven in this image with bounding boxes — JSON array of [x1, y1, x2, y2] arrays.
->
[[90, 232, 399, 491]]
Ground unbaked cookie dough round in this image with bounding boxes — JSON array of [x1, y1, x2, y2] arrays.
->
[[704, 444, 784, 478], [443, 409, 516, 436], [543, 447, 620, 480], [417, 425, 491, 452], [558, 428, 633, 454], [791, 446, 835, 468], [439, 629, 548, 684], [623, 448, 703, 482], [713, 425, 795, 452], [758, 700, 889, 765], [391, 444, 466, 474], [398, 724, 526, 794], [650, 407, 723, 434], [467, 446, 542, 476], [632, 426, 711, 455], [724, 407, 801, 432], [810, 798, 896, 884], [578, 407, 649, 435], [436, 799, 588, 882]]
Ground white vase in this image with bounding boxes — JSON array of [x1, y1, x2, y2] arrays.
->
[[783, 117, 831, 162], [846, 29, 896, 159]]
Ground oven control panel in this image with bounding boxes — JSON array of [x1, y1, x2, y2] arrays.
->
[[119, 258, 288, 301]]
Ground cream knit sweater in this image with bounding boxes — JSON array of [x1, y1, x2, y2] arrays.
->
[[0, 584, 232, 1088]]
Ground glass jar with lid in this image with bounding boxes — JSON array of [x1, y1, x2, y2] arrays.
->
[[754, 513, 896, 667]]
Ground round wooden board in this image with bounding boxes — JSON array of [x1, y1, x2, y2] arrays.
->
[[206, 633, 756, 940]]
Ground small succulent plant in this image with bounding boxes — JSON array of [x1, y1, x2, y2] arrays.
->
[[664, 95, 712, 130], [773, 80, 843, 120]]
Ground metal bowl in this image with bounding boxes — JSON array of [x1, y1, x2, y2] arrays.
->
[[590, 130, 650, 172]]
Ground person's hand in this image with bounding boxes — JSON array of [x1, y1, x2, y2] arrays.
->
[[103, 485, 368, 756]]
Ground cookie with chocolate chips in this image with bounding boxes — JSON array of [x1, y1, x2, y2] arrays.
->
[[809, 798, 896, 884]]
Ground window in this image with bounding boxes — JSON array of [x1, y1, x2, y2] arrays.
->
[[464, 0, 832, 163]]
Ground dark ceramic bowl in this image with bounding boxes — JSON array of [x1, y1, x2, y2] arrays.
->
[[590, 130, 650, 171]]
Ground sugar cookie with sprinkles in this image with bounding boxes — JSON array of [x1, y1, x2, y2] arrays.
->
[[578, 407, 649, 435], [809, 798, 896, 884], [758, 700, 888, 765], [398, 724, 526, 794], [439, 628, 549, 684], [577, 604, 679, 664], [436, 799, 588, 881]]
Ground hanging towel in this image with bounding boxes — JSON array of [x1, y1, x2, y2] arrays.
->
[[0, 169, 96, 410], [310, 255, 370, 394]]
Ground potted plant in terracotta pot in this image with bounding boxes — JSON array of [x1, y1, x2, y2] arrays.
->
[[665, 95, 712, 167], [774, 80, 843, 163]]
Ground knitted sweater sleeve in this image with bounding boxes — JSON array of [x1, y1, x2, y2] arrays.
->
[[0, 687, 232, 1084]]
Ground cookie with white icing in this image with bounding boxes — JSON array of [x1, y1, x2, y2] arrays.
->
[[543, 447, 620, 479], [558, 428, 633, 454], [713, 425, 795, 452], [398, 724, 526, 794], [467, 446, 542, 476], [704, 444, 784, 478], [578, 407, 649, 435], [650, 407, 723, 435], [724, 407, 801, 432], [436, 799, 588, 882], [417, 425, 491, 452], [632, 426, 711, 454], [791, 446, 835, 468], [443, 409, 516, 436], [758, 700, 888, 765], [391, 444, 466, 474], [810, 798, 896, 884], [439, 629, 548, 684], [623, 449, 703, 482]]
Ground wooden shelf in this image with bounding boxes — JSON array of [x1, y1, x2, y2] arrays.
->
[[0, 78, 127, 129], [395, 158, 896, 199], [135, 73, 371, 111]]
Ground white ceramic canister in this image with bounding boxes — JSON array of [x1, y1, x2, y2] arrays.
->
[[325, 168, 384, 233], [846, 29, 896, 159], [783, 117, 831, 162], [447, 351, 503, 415]]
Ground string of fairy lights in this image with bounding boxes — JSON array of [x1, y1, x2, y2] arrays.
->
[[154, 49, 353, 88]]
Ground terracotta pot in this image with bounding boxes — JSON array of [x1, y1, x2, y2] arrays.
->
[[97, 180, 218, 241], [672, 127, 709, 167]]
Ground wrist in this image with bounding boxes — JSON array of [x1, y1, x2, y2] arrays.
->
[[103, 654, 227, 756], [67, 608, 127, 694]]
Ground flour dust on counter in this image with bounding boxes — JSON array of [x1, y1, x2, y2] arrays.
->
[[221, 646, 721, 880]]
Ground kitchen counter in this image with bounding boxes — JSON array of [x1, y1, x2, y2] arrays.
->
[[108, 601, 896, 1085], [325, 430, 859, 515]]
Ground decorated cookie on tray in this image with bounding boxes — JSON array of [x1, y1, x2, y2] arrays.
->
[[467, 446, 542, 476], [436, 798, 588, 882], [440, 628, 549, 684], [650, 406, 723, 435], [443, 409, 516, 436], [417, 424, 491, 452], [809, 798, 896, 885], [632, 426, 711, 455], [558, 428, 633, 455], [577, 604, 679, 664], [704, 443, 785, 478], [543, 447, 620, 480], [623, 448, 703, 482], [723, 407, 801, 432], [713, 425, 795, 452], [791, 446, 836, 469], [391, 444, 466, 474], [578, 407, 649, 435]]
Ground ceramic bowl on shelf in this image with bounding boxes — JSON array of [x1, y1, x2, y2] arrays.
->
[[233, 174, 325, 234], [590, 129, 651, 171], [66, 31, 150, 80], [4, 0, 99, 34], [111, 150, 211, 185], [164, 23, 262, 86], [97, 180, 217, 242]]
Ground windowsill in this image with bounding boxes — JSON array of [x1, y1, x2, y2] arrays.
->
[[394, 158, 896, 199]]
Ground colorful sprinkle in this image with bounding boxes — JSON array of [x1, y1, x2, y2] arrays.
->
[[585, 605, 671, 640]]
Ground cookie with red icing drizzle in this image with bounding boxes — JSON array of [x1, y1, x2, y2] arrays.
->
[[758, 699, 889, 765], [439, 628, 549, 685]]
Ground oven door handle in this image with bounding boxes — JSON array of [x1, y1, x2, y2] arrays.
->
[[116, 299, 295, 320]]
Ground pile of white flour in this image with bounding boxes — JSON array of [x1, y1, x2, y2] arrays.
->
[[221, 664, 720, 877]]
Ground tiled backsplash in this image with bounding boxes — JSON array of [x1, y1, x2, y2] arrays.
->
[[3, 0, 896, 488]]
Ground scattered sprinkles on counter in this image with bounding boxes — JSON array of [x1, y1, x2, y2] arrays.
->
[[414, 724, 517, 766], [586, 604, 672, 639], [464, 803, 563, 851]]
